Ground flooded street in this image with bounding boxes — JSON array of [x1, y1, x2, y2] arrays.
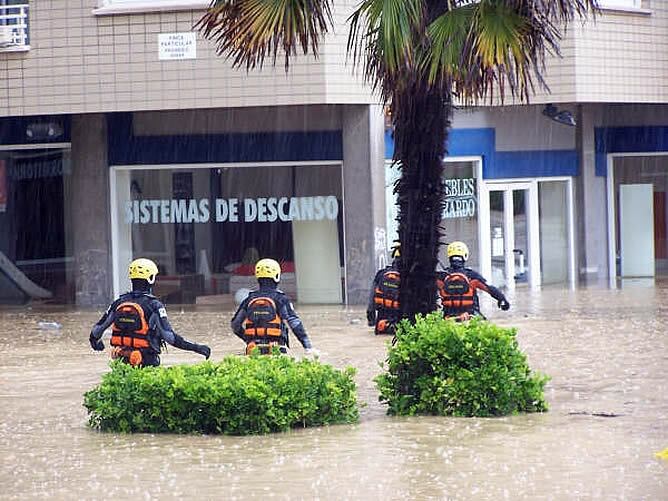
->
[[1, 286, 666, 499]]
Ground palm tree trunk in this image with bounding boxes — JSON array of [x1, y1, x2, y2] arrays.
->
[[392, 84, 451, 319]]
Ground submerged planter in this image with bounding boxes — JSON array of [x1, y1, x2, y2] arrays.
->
[[84, 356, 359, 435], [375, 313, 549, 417]]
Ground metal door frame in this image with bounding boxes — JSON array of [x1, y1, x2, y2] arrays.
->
[[481, 181, 540, 289]]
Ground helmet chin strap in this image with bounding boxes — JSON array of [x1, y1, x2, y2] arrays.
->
[[450, 256, 465, 269], [131, 279, 153, 293]]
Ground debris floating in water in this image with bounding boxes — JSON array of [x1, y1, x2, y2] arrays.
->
[[37, 321, 62, 330], [655, 448, 668, 460], [567, 411, 623, 418]]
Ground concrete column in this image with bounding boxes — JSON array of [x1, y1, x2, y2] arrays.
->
[[342, 104, 387, 304], [576, 105, 609, 284], [70, 114, 111, 306]]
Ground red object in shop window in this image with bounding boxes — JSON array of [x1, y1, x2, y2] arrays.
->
[[232, 262, 295, 275], [232, 264, 255, 275]]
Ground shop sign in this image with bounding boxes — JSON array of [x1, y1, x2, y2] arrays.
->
[[158, 32, 196, 60], [124, 196, 339, 224], [443, 177, 476, 219], [8, 158, 71, 180]]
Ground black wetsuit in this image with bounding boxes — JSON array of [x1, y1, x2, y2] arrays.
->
[[436, 264, 509, 318], [367, 264, 401, 335], [89, 290, 210, 366], [231, 282, 312, 352]]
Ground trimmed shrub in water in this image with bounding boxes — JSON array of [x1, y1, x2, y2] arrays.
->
[[375, 313, 549, 417], [84, 355, 359, 434]]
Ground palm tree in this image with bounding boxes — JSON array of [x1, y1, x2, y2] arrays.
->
[[197, 0, 596, 320]]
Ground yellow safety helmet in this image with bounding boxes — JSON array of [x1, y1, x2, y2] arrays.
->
[[447, 241, 469, 261], [255, 258, 281, 283], [128, 258, 159, 284], [391, 242, 401, 259]]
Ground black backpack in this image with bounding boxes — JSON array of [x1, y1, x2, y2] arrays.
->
[[243, 296, 282, 338], [374, 269, 400, 310]]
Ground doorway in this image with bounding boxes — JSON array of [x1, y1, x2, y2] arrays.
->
[[482, 182, 540, 289], [607, 153, 668, 280], [0, 146, 73, 303]]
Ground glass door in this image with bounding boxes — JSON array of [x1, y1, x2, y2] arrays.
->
[[539, 180, 571, 284], [483, 182, 540, 289]]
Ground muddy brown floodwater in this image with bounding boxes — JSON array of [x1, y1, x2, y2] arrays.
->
[[0, 285, 666, 499]]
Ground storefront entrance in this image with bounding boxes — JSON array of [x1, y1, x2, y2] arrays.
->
[[607, 153, 668, 280], [386, 157, 575, 290], [480, 178, 574, 289], [481, 182, 538, 289], [0, 144, 73, 303], [110, 161, 345, 305]]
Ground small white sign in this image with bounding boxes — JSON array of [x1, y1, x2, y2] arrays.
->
[[158, 32, 196, 60]]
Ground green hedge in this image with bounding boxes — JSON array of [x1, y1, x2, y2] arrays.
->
[[375, 313, 549, 417], [84, 355, 359, 435]]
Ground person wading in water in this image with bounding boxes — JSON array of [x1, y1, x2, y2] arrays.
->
[[89, 258, 211, 367]]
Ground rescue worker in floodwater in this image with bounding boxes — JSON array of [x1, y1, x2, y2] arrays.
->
[[436, 241, 510, 321], [367, 243, 401, 335], [231, 258, 316, 356], [89, 258, 211, 367]]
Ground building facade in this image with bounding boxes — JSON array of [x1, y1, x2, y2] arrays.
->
[[386, 0, 668, 292], [1, 0, 667, 306], [0, 0, 389, 306]]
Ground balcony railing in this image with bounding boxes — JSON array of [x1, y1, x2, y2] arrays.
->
[[0, 3, 29, 52]]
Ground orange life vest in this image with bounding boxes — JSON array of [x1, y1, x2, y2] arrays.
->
[[437, 272, 475, 312], [243, 296, 283, 340], [245, 341, 288, 356], [376, 318, 397, 335], [110, 301, 150, 350], [374, 270, 400, 311]]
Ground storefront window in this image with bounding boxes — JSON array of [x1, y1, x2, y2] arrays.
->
[[539, 180, 570, 284], [441, 161, 479, 270], [113, 163, 344, 304], [385, 161, 400, 249], [0, 147, 73, 303], [613, 156, 668, 278], [385, 159, 480, 270]]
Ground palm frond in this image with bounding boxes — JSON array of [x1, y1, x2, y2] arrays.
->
[[196, 0, 333, 70], [425, 4, 476, 88], [425, 0, 598, 104], [467, 1, 533, 101], [347, 0, 425, 99]]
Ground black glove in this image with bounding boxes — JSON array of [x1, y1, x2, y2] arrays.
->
[[366, 310, 376, 327], [173, 334, 210, 359], [498, 299, 510, 311], [194, 344, 211, 359], [89, 333, 104, 351]]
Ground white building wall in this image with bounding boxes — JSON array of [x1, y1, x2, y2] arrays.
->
[[0, 2, 374, 117], [452, 106, 577, 152], [574, 4, 668, 103], [473, 4, 668, 106], [3, 2, 667, 116]]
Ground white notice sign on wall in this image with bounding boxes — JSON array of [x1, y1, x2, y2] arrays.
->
[[158, 32, 196, 60]]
